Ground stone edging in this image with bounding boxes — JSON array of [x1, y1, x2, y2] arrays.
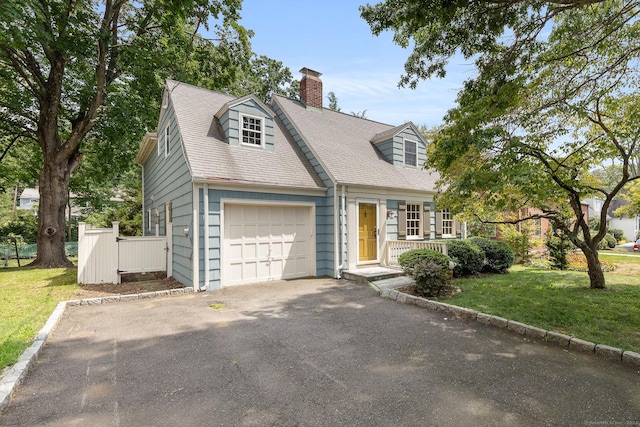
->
[[0, 287, 194, 413], [375, 286, 640, 371]]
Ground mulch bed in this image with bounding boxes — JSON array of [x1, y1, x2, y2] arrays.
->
[[72, 272, 185, 299]]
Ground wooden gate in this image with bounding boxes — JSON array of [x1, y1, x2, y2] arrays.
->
[[78, 222, 168, 284]]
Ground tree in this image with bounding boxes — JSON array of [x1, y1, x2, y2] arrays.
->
[[327, 91, 341, 112], [362, 1, 640, 289], [0, 0, 251, 267]]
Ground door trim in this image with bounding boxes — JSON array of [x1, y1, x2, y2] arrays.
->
[[356, 199, 379, 265]]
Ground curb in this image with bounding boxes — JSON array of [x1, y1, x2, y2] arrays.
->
[[372, 283, 640, 371], [0, 287, 194, 413]]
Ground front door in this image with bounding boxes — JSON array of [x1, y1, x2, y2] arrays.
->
[[358, 202, 377, 262]]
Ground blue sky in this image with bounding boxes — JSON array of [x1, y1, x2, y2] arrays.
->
[[237, 0, 470, 127]]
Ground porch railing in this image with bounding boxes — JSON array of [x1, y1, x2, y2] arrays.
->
[[384, 240, 448, 266]]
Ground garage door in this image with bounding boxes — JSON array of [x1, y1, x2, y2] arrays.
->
[[223, 204, 314, 286]]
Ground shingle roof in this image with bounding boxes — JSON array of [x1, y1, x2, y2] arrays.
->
[[166, 80, 325, 191], [272, 95, 440, 192]]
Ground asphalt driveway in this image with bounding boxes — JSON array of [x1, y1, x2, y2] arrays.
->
[[1, 278, 639, 426]]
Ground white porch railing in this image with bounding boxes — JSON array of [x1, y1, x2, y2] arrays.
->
[[384, 240, 448, 266]]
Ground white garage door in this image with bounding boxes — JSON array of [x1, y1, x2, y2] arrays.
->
[[223, 204, 314, 286]]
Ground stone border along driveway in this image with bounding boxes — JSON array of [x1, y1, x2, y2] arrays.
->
[[372, 283, 640, 371], [0, 287, 194, 413]]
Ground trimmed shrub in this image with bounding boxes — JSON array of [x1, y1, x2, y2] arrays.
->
[[398, 248, 450, 270], [446, 239, 484, 277], [397, 249, 453, 298], [546, 233, 573, 270], [469, 237, 514, 274], [604, 233, 617, 249], [607, 228, 624, 243]]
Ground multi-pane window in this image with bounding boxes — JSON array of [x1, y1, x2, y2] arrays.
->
[[407, 203, 421, 238], [442, 209, 453, 236], [241, 115, 263, 146], [404, 140, 417, 166]]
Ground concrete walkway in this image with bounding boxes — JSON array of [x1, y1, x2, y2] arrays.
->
[[1, 279, 639, 426]]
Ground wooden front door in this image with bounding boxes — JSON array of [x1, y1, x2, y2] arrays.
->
[[358, 203, 377, 262]]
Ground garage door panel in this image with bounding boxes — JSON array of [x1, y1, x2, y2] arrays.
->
[[223, 204, 314, 286]]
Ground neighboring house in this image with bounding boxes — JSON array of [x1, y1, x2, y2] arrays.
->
[[18, 188, 39, 211], [596, 198, 639, 241], [18, 187, 85, 219], [136, 68, 460, 290]]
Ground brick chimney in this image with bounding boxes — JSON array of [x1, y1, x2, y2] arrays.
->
[[299, 67, 323, 110]]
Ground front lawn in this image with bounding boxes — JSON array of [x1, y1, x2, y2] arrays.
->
[[0, 266, 81, 371], [445, 264, 640, 353]]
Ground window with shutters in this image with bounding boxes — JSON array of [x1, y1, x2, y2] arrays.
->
[[406, 203, 421, 238], [441, 210, 453, 236]]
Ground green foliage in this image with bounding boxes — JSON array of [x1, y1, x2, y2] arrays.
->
[[469, 237, 514, 274], [397, 249, 452, 298], [398, 249, 451, 270], [604, 233, 617, 249], [84, 168, 143, 236], [607, 228, 624, 243], [362, 0, 640, 290], [545, 233, 573, 270], [498, 223, 536, 264], [446, 239, 483, 277]]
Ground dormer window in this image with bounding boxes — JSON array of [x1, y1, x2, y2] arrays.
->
[[241, 114, 263, 147], [404, 139, 417, 167]]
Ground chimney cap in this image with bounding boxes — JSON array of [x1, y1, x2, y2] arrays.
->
[[300, 67, 322, 78]]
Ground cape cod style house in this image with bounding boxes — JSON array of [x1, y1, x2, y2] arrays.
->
[[136, 68, 461, 290]]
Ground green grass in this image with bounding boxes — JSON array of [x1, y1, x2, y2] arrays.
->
[[445, 264, 640, 353], [0, 265, 82, 370]]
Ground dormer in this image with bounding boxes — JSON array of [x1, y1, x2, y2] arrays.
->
[[215, 95, 275, 152], [371, 122, 427, 168]]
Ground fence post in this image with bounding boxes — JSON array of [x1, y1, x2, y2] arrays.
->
[[112, 222, 120, 284], [77, 222, 86, 284]]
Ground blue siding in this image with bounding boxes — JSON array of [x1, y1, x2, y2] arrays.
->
[[200, 189, 333, 290], [375, 127, 428, 168], [387, 199, 435, 241], [272, 100, 338, 272], [141, 97, 194, 287], [221, 100, 275, 152]]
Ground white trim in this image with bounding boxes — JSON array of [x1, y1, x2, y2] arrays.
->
[[203, 184, 209, 290], [191, 179, 326, 197], [356, 198, 380, 265], [220, 198, 316, 287], [403, 138, 418, 167], [192, 184, 200, 291], [405, 202, 422, 240], [164, 124, 170, 158], [147, 209, 152, 232], [239, 113, 265, 148]]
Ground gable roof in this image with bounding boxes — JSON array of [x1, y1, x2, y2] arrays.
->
[[272, 95, 440, 192], [165, 80, 325, 191]]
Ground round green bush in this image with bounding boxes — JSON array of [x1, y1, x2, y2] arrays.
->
[[398, 248, 451, 270], [446, 239, 483, 277], [469, 237, 514, 274], [397, 249, 453, 298], [607, 228, 624, 243], [604, 233, 617, 249]]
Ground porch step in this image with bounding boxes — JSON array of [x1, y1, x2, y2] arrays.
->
[[342, 267, 404, 284]]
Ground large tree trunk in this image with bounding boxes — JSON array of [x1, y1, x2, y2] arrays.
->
[[582, 247, 606, 290], [29, 152, 75, 268]]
